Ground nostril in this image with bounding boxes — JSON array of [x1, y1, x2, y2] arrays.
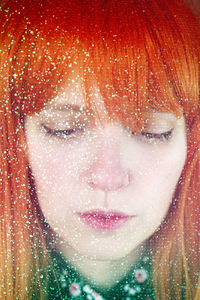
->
[[85, 169, 131, 191]]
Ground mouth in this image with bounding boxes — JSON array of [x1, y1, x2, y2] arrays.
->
[[77, 210, 132, 231]]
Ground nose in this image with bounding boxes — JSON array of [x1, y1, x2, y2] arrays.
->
[[81, 126, 131, 191], [86, 160, 130, 191]]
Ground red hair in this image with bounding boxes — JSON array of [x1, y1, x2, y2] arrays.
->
[[0, 0, 199, 298]]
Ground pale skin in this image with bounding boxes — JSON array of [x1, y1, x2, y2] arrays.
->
[[25, 78, 187, 289]]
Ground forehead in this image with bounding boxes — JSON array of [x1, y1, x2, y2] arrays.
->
[[39, 66, 184, 133], [42, 73, 183, 126], [55, 76, 86, 107], [44, 74, 110, 121], [41, 94, 180, 128]]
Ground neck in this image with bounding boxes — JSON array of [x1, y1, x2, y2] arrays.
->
[[58, 242, 146, 289]]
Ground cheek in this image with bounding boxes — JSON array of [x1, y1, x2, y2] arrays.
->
[[29, 137, 76, 179], [152, 146, 186, 187], [127, 139, 187, 211], [27, 140, 89, 213]]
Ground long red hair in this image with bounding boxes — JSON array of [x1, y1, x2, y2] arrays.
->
[[0, 0, 199, 298]]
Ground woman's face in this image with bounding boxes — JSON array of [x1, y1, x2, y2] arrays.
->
[[25, 80, 187, 262]]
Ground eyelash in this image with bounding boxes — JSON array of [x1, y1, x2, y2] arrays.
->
[[135, 128, 174, 142], [41, 124, 174, 143], [41, 124, 84, 139]]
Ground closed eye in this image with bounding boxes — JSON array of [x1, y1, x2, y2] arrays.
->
[[140, 129, 174, 140], [41, 124, 84, 139], [133, 128, 174, 143]]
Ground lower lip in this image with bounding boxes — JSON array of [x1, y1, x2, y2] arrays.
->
[[77, 211, 131, 231]]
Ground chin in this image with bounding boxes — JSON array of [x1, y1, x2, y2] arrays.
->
[[74, 243, 135, 261], [58, 228, 146, 262]]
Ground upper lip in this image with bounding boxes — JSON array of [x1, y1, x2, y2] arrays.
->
[[77, 210, 131, 218]]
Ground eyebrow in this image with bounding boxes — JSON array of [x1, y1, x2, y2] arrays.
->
[[145, 110, 180, 119], [46, 103, 87, 113]]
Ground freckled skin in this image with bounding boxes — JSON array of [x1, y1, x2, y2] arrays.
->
[[25, 82, 187, 284]]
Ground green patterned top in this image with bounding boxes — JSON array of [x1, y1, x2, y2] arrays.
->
[[45, 249, 154, 300]]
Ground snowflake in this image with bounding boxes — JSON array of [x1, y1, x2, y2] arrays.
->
[[69, 283, 81, 297], [134, 268, 148, 283]]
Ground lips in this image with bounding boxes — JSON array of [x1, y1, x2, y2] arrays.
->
[[77, 210, 131, 231]]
